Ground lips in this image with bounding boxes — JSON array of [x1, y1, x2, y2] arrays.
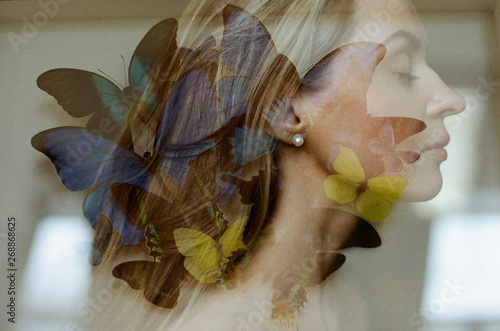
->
[[422, 134, 450, 151], [421, 134, 450, 160]]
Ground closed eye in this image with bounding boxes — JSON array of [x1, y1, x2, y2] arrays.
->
[[398, 72, 419, 81]]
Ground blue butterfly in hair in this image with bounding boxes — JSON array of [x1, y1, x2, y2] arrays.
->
[[32, 68, 225, 245], [215, 5, 303, 165], [36, 18, 181, 146], [217, 5, 301, 119]]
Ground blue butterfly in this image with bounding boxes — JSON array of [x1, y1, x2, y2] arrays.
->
[[228, 126, 279, 165], [216, 5, 301, 121], [32, 69, 225, 245], [36, 18, 180, 145]]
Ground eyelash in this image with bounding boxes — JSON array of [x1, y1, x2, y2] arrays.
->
[[398, 72, 419, 81]]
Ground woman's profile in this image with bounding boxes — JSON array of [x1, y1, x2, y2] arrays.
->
[[31, 0, 466, 329]]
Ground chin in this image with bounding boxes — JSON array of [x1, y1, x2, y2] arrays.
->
[[398, 161, 444, 202]]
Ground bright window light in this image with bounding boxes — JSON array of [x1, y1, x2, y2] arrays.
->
[[21, 216, 93, 315], [422, 213, 500, 325]]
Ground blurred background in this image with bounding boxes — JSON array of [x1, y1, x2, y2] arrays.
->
[[0, 0, 499, 330]]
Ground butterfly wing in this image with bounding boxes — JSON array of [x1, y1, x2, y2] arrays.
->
[[221, 5, 278, 78], [221, 6, 300, 116], [213, 168, 240, 206], [37, 69, 122, 118], [386, 117, 426, 145], [156, 69, 224, 148], [110, 182, 173, 229], [228, 125, 279, 166], [173, 227, 220, 283], [37, 19, 182, 143], [219, 6, 288, 120], [181, 35, 219, 69], [127, 18, 181, 118], [108, 182, 185, 247], [154, 69, 222, 184], [37, 69, 130, 141], [88, 214, 122, 266], [129, 18, 179, 92], [342, 218, 381, 249], [145, 224, 165, 262], [220, 216, 248, 258], [31, 127, 145, 190], [159, 140, 217, 185], [301, 42, 426, 143], [112, 259, 182, 309], [216, 76, 252, 120], [84, 185, 148, 245], [32, 127, 151, 244]]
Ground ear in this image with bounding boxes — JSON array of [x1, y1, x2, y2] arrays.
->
[[283, 95, 313, 142], [263, 95, 313, 145]]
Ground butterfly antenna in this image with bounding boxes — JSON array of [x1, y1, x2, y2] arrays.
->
[[97, 69, 124, 89]]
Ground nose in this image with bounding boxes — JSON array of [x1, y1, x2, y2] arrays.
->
[[426, 70, 466, 118]]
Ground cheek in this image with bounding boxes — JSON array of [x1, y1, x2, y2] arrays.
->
[[307, 100, 363, 145], [366, 73, 425, 120], [304, 107, 341, 167]]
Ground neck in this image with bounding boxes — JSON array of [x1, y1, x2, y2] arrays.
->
[[242, 146, 362, 287]]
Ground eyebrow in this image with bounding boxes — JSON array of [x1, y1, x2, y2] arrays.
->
[[383, 30, 421, 52]]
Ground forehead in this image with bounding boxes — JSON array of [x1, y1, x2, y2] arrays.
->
[[346, 0, 424, 46]]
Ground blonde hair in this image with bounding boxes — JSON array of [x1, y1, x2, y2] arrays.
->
[[108, 0, 357, 326], [144, 0, 356, 239], [177, 0, 354, 72]]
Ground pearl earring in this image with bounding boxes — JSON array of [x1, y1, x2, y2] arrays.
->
[[290, 134, 304, 147]]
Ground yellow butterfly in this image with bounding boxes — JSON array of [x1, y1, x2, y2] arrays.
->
[[173, 216, 248, 283]]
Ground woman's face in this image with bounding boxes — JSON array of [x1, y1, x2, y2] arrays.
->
[[298, 0, 466, 203]]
